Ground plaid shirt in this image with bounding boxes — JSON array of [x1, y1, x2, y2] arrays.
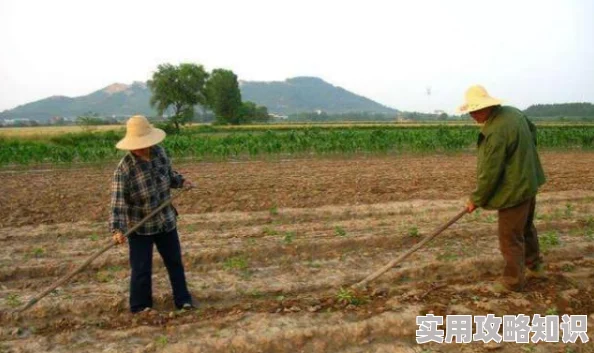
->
[[110, 145, 185, 236]]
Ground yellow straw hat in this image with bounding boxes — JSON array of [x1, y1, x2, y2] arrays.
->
[[115, 115, 166, 150], [457, 85, 504, 113]]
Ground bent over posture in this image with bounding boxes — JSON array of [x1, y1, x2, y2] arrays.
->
[[459, 85, 546, 292]]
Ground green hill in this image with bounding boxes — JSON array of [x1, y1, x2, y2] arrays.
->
[[0, 82, 154, 121], [239, 77, 397, 115], [0, 77, 398, 122], [0, 82, 154, 122]]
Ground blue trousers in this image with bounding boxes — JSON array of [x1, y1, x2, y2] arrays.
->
[[128, 228, 192, 312]]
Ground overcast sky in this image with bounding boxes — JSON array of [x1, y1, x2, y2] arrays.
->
[[1, 0, 592, 114]]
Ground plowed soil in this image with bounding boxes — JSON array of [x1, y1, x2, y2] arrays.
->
[[1, 152, 593, 353]]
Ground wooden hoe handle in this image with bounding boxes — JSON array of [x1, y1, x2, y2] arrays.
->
[[13, 188, 189, 313], [351, 208, 467, 289]]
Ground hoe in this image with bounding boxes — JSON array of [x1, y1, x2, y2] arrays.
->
[[13, 190, 466, 313], [351, 208, 467, 289], [13, 188, 191, 313]]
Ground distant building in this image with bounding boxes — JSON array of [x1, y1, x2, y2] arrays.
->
[[3, 118, 32, 126], [50, 116, 66, 125], [269, 113, 288, 120], [434, 110, 449, 120]]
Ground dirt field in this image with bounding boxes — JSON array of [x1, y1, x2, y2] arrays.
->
[[1, 152, 593, 352]]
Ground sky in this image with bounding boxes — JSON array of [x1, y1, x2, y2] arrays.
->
[[0, 0, 593, 114]]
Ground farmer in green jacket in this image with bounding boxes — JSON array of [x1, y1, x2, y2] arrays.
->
[[459, 85, 546, 292]]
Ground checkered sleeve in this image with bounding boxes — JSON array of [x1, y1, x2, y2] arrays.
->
[[161, 147, 185, 189], [109, 167, 129, 233]]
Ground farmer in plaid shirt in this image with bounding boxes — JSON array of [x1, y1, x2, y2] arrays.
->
[[110, 115, 195, 313]]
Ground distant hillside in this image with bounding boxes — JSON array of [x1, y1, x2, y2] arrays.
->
[[0, 77, 397, 122], [240, 77, 397, 115], [0, 82, 154, 122], [524, 103, 594, 117]]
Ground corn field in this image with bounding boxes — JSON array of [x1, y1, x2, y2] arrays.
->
[[1, 125, 593, 166]]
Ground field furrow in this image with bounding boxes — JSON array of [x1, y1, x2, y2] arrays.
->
[[1, 153, 594, 352]]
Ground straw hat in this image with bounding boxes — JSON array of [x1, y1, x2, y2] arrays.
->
[[115, 115, 166, 150], [457, 85, 503, 113]]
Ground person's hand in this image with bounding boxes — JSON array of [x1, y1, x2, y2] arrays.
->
[[183, 179, 196, 189], [113, 230, 126, 245], [466, 200, 477, 213]]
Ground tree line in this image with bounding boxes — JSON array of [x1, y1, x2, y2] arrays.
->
[[147, 63, 269, 131], [288, 111, 450, 122], [524, 103, 594, 118]]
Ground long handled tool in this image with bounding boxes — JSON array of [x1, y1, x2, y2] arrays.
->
[[13, 188, 190, 313], [351, 208, 467, 289]]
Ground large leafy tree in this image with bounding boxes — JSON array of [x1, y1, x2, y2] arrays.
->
[[147, 63, 208, 131], [205, 69, 242, 125], [239, 101, 270, 123]]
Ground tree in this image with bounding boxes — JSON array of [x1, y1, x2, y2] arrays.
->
[[205, 69, 242, 125], [239, 101, 270, 123], [76, 112, 105, 131], [524, 103, 594, 118], [147, 63, 208, 132]]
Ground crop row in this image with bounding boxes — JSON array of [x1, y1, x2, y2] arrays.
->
[[0, 126, 593, 166]]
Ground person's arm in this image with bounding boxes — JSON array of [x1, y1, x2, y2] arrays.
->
[[160, 146, 189, 189], [525, 116, 538, 146], [109, 168, 129, 242], [169, 168, 186, 189], [171, 168, 195, 188], [470, 133, 507, 207]]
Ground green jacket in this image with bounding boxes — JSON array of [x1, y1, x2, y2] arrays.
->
[[471, 106, 546, 210]]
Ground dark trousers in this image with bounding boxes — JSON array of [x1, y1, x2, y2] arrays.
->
[[497, 196, 543, 291], [128, 228, 191, 312]]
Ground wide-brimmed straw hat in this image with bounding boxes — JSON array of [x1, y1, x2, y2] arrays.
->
[[457, 85, 503, 113], [115, 115, 166, 150]]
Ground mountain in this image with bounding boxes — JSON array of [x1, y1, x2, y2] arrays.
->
[[0, 77, 398, 122], [239, 77, 397, 115], [0, 82, 154, 122]]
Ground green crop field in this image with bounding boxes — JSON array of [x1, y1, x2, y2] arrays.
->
[[1, 124, 594, 166]]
